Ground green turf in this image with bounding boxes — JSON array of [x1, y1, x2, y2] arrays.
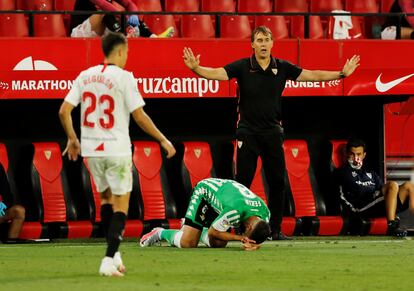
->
[[1, 237, 414, 291]]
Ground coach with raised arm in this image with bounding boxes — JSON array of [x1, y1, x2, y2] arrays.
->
[[183, 26, 360, 240]]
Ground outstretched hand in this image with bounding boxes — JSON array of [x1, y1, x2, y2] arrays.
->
[[62, 138, 81, 161], [183, 47, 200, 71], [342, 55, 361, 77]]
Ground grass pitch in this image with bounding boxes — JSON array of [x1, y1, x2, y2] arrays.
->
[[1, 237, 414, 291]]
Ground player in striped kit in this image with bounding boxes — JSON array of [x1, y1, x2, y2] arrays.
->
[[59, 32, 176, 276], [140, 178, 271, 251]]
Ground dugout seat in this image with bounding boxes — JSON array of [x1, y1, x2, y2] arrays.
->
[[16, 0, 53, 10], [274, 0, 309, 12], [81, 158, 145, 238], [284, 140, 348, 235], [220, 15, 251, 39], [30, 142, 94, 238], [181, 15, 215, 38], [0, 0, 15, 10], [0, 143, 45, 240], [132, 141, 181, 230], [232, 141, 301, 236], [0, 14, 28, 37], [255, 15, 289, 39], [201, 0, 236, 12], [181, 141, 216, 196], [33, 14, 67, 37], [131, 0, 162, 12], [290, 15, 325, 39], [142, 14, 180, 37], [330, 140, 388, 235]]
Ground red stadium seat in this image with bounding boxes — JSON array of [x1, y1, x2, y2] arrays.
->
[[132, 141, 181, 229], [54, 0, 76, 11], [0, 0, 15, 10], [16, 0, 53, 10], [131, 0, 162, 12], [33, 14, 67, 37], [30, 143, 94, 238], [201, 0, 236, 12], [0, 14, 28, 37], [284, 140, 348, 235], [0, 143, 45, 240], [143, 14, 179, 37], [181, 14, 215, 38], [165, 0, 200, 12], [381, 0, 394, 12], [255, 15, 289, 39], [237, 0, 272, 12], [345, 0, 379, 12], [290, 15, 325, 39], [310, 0, 343, 12], [181, 141, 216, 196], [274, 0, 309, 12], [220, 15, 252, 39]]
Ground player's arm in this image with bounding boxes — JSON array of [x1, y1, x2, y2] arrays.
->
[[207, 227, 254, 243], [297, 55, 360, 81], [183, 47, 229, 81], [131, 107, 176, 158], [58, 101, 81, 161]]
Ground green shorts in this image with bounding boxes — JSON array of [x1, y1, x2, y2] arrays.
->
[[184, 194, 218, 230]]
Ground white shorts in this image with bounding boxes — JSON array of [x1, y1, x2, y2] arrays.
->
[[381, 26, 396, 40], [71, 18, 110, 38], [86, 156, 133, 195]]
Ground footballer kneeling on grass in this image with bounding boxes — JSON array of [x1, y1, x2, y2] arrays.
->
[[140, 178, 271, 251]]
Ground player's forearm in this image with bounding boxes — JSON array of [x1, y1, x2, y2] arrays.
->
[[208, 228, 244, 242], [133, 109, 168, 144], [191, 66, 229, 81], [58, 103, 77, 140], [298, 70, 343, 81]]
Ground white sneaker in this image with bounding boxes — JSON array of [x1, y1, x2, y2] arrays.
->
[[139, 228, 163, 247], [113, 252, 126, 274], [99, 257, 124, 277]]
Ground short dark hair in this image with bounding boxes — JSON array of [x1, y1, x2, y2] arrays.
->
[[249, 220, 271, 244], [101, 32, 127, 57], [346, 138, 366, 153], [251, 26, 273, 43]]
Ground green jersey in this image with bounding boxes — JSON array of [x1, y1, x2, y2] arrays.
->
[[185, 178, 270, 231]]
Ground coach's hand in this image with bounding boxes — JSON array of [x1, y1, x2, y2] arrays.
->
[[183, 47, 200, 71], [128, 15, 139, 27], [342, 55, 360, 77], [62, 138, 81, 161]]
